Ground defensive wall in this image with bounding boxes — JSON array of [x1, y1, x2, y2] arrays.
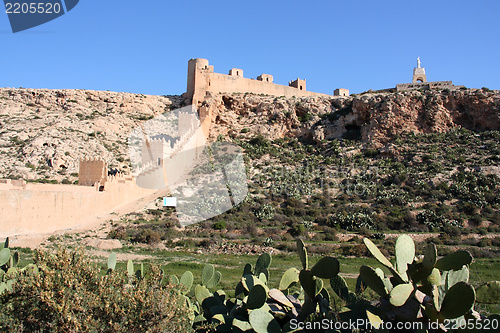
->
[[0, 172, 157, 237], [396, 81, 457, 92], [186, 58, 340, 105], [185, 58, 348, 136], [136, 112, 207, 190]]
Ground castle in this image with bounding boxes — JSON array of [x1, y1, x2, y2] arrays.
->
[[184, 58, 349, 105]]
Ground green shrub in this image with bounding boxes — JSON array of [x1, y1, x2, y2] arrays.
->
[[249, 134, 270, 147], [298, 112, 312, 123], [213, 221, 227, 230], [0, 248, 192, 332], [290, 223, 306, 236]]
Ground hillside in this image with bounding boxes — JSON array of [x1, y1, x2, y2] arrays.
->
[[1, 87, 498, 184], [0, 88, 182, 183], [1, 87, 500, 238], [203, 88, 500, 145]]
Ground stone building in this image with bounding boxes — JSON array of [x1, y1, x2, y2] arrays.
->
[[334, 88, 349, 96]]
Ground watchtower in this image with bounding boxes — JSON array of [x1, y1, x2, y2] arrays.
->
[[257, 74, 273, 83], [78, 158, 107, 187], [289, 78, 306, 91], [229, 68, 243, 77], [334, 88, 349, 96]]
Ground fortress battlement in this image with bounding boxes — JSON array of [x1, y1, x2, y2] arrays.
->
[[185, 58, 348, 105]]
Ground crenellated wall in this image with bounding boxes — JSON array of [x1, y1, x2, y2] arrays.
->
[[186, 58, 331, 106], [78, 158, 107, 186]]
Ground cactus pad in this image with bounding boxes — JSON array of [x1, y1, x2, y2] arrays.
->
[[395, 234, 415, 275], [255, 253, 272, 272], [269, 288, 294, 308], [169, 275, 179, 285], [107, 252, 117, 271], [279, 267, 300, 291], [389, 283, 414, 307], [180, 271, 194, 294], [243, 263, 252, 276], [439, 281, 475, 319], [249, 308, 281, 333], [311, 256, 340, 279], [246, 284, 267, 310], [422, 243, 437, 270], [330, 275, 349, 301], [435, 250, 473, 271], [427, 268, 441, 286], [0, 248, 11, 267], [446, 265, 469, 290], [359, 265, 388, 297], [363, 237, 393, 268], [206, 271, 222, 289], [195, 284, 211, 305], [299, 270, 316, 299], [297, 238, 308, 270], [126, 260, 134, 277], [202, 264, 215, 286]]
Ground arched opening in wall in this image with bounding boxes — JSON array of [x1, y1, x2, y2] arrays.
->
[[417, 78, 423, 83], [99, 185, 105, 192], [266, 78, 269, 82], [300, 86, 303, 90], [237, 71, 239, 76], [209, 80, 211, 86]]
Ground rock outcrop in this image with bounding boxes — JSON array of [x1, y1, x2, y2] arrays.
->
[[0, 88, 182, 182], [200, 89, 500, 147]]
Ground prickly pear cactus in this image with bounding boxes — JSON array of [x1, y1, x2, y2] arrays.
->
[[395, 234, 415, 279], [310, 256, 339, 279], [279, 267, 299, 291], [297, 238, 308, 270]]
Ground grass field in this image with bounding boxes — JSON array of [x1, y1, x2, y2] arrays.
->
[[95, 247, 500, 315]]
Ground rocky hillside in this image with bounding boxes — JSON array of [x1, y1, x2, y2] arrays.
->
[[203, 88, 500, 146], [0, 87, 499, 182], [0, 88, 182, 182]]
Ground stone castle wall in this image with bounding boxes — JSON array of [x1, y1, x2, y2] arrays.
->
[[396, 81, 454, 92], [0, 175, 157, 237], [187, 58, 331, 106]]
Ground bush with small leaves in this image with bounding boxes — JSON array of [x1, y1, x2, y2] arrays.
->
[[0, 248, 192, 332]]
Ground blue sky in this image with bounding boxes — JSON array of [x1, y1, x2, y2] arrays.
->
[[1, 0, 499, 95]]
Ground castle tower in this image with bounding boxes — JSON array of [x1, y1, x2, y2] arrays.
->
[[289, 78, 306, 91], [186, 58, 213, 100], [412, 57, 427, 83], [78, 158, 107, 187], [257, 74, 273, 82]]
